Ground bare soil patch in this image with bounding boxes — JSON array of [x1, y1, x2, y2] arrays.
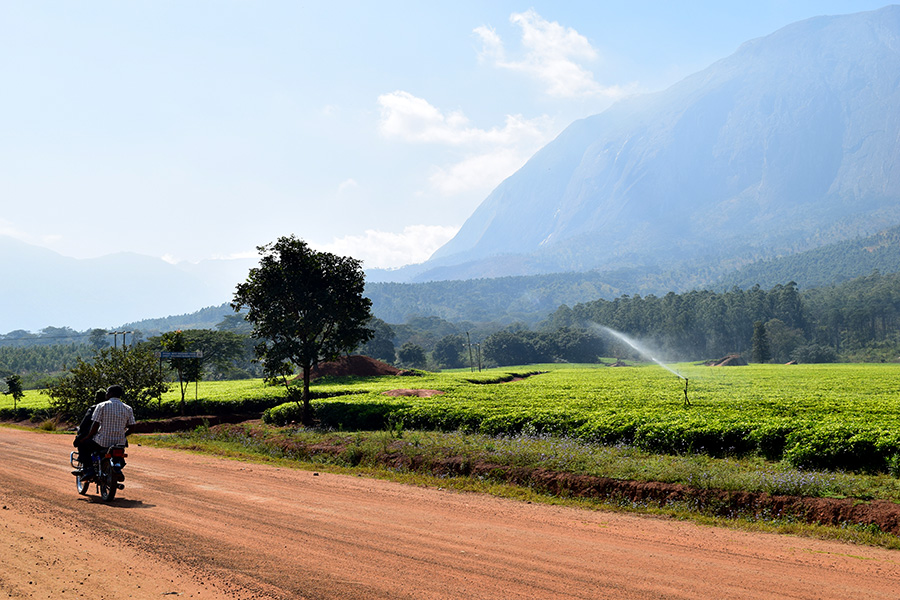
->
[[382, 389, 445, 397], [705, 354, 748, 366]]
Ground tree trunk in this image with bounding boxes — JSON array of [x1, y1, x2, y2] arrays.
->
[[302, 365, 313, 425]]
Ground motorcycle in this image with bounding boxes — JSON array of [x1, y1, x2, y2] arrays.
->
[[70, 445, 127, 501]]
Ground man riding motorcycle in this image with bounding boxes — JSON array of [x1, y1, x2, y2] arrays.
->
[[72, 385, 135, 480]]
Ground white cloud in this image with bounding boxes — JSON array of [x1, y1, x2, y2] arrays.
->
[[337, 178, 359, 195], [378, 91, 489, 145], [317, 225, 459, 269], [377, 92, 554, 195], [475, 9, 633, 100]]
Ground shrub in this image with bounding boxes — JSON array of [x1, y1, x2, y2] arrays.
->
[[783, 425, 895, 472]]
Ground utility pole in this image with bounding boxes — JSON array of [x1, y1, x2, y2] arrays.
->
[[107, 330, 134, 350]]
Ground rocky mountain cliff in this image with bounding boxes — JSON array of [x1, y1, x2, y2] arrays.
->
[[414, 6, 900, 282]]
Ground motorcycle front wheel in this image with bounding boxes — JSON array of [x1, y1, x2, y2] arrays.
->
[[75, 473, 90, 495]]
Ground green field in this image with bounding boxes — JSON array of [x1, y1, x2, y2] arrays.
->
[[6, 363, 900, 472], [1, 389, 52, 410], [271, 362, 900, 472]]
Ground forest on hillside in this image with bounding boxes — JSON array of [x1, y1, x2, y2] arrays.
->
[[5, 270, 900, 388], [366, 226, 900, 325]]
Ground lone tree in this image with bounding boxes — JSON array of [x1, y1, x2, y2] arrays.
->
[[4, 374, 24, 410], [159, 330, 203, 414], [232, 235, 374, 424]]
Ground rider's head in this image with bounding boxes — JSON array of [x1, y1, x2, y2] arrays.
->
[[95, 389, 106, 403], [106, 384, 124, 400]]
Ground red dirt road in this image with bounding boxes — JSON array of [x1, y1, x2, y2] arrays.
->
[[1, 427, 899, 600]]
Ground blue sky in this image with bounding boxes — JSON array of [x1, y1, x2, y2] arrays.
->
[[1, 1, 891, 269]]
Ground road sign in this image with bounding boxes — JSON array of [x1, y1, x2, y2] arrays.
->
[[156, 351, 204, 359]]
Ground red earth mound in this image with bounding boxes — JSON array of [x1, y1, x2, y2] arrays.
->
[[310, 355, 400, 379], [705, 354, 748, 366]]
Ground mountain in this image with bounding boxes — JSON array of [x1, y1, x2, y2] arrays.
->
[[0, 236, 255, 333], [411, 6, 900, 282]]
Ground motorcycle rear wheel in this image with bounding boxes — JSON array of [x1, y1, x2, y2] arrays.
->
[[99, 459, 117, 501]]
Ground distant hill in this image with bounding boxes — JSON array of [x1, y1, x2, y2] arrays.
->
[[713, 225, 900, 290], [119, 303, 235, 336], [410, 6, 900, 282], [86, 223, 900, 330], [0, 235, 255, 333], [367, 224, 900, 324], [9, 219, 900, 335]]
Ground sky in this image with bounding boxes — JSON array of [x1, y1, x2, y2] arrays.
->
[[1, 1, 893, 271]]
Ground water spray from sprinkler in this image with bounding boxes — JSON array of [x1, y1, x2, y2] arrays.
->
[[595, 325, 691, 407]]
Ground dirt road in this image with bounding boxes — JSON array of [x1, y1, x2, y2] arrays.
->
[[1, 427, 899, 600]]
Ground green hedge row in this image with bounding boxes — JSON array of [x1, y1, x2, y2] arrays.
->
[[0, 407, 54, 422], [263, 398, 900, 474], [264, 398, 403, 430], [137, 395, 287, 420]]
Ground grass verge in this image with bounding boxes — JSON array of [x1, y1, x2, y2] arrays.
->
[[140, 422, 900, 550]]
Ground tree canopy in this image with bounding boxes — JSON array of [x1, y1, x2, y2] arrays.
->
[[432, 334, 466, 369], [47, 347, 168, 420], [231, 235, 373, 422], [356, 317, 396, 363]]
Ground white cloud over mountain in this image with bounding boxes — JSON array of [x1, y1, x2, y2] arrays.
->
[[475, 9, 634, 100], [377, 91, 553, 196], [377, 91, 550, 147]]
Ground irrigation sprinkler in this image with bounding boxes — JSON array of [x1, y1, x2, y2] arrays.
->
[[595, 324, 692, 408]]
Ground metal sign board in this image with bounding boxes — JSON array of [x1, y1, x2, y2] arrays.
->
[[156, 351, 204, 359]]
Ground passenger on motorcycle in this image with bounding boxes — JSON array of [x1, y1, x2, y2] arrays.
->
[[71, 389, 106, 476]]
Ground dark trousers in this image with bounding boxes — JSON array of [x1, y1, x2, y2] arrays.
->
[[77, 440, 104, 475]]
